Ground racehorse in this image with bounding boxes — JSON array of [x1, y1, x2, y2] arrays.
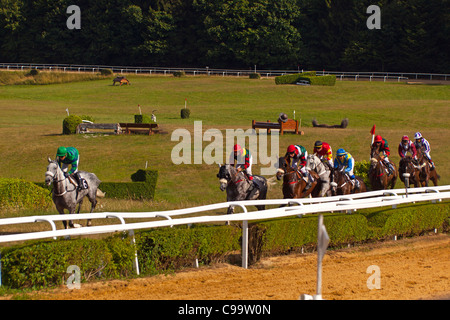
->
[[330, 167, 367, 196], [414, 151, 440, 187], [368, 152, 398, 190], [45, 158, 104, 229], [217, 164, 268, 215], [399, 156, 421, 187], [305, 154, 332, 197], [276, 157, 319, 199]]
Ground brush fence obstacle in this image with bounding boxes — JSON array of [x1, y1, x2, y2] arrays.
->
[[0, 186, 449, 270]]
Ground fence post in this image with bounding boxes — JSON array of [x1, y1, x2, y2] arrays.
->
[[129, 229, 140, 275], [242, 220, 249, 269]]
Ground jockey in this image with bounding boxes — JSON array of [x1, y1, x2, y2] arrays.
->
[[398, 135, 417, 160], [56, 146, 83, 190], [414, 132, 434, 169], [285, 144, 314, 186], [371, 135, 395, 174], [229, 144, 253, 181], [334, 148, 360, 190], [313, 141, 333, 168]]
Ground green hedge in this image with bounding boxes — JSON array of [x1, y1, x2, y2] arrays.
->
[[274, 71, 335, 86], [181, 108, 191, 119], [134, 114, 152, 124], [136, 225, 241, 275], [0, 225, 241, 289], [275, 71, 316, 85], [298, 75, 336, 86], [1, 201, 448, 289], [0, 178, 52, 210], [62, 115, 95, 134], [99, 169, 158, 200]]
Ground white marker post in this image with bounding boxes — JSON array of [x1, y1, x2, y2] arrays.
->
[[315, 214, 329, 300]]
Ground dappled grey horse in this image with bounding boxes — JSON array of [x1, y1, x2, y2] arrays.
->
[[45, 158, 103, 228], [217, 164, 268, 214], [305, 154, 332, 197]]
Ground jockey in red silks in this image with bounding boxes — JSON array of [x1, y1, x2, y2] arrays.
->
[[229, 144, 253, 180], [285, 144, 315, 187], [371, 135, 395, 174], [313, 140, 333, 168], [398, 135, 417, 160]]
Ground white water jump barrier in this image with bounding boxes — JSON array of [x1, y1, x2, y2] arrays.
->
[[0, 185, 449, 272]]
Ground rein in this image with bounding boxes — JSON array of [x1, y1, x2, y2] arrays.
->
[[46, 164, 76, 196]]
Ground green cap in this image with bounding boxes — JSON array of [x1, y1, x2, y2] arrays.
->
[[56, 146, 67, 157]]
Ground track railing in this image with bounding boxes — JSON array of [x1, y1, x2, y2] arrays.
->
[[0, 185, 449, 270]]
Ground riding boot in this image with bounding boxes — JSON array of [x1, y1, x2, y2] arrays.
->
[[429, 161, 435, 170], [385, 161, 394, 175], [353, 179, 360, 191], [74, 172, 82, 191]]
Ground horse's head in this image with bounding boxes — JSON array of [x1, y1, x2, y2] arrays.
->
[[276, 157, 289, 180], [217, 164, 230, 191], [45, 157, 60, 186]]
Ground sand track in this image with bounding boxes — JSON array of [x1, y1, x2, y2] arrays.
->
[[16, 233, 449, 300]]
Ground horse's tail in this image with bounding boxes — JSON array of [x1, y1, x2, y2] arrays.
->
[[96, 188, 106, 198], [266, 176, 277, 188]]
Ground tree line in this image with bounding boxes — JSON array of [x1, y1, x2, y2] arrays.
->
[[0, 0, 448, 72]]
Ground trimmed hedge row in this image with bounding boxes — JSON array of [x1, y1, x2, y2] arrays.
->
[[1, 201, 448, 289], [0, 225, 241, 289], [0, 178, 52, 211], [274, 71, 316, 85], [274, 71, 336, 86], [99, 169, 158, 200]]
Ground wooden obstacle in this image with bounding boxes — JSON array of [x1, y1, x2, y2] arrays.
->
[[252, 119, 300, 135], [76, 122, 121, 134], [118, 123, 159, 135], [76, 122, 160, 135]]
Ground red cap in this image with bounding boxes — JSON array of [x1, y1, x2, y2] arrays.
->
[[234, 144, 242, 152], [374, 135, 382, 142], [287, 145, 296, 153]]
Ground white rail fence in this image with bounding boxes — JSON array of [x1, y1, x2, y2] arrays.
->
[[1, 185, 449, 273], [1, 63, 449, 82]]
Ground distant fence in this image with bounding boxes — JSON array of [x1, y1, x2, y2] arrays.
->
[[1, 62, 449, 82], [1, 185, 449, 271]]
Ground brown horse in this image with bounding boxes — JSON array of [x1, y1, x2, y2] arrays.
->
[[369, 153, 398, 190], [276, 157, 318, 199], [330, 167, 367, 196], [399, 156, 421, 187], [415, 151, 440, 186]]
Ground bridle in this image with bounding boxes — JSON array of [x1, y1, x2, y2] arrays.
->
[[45, 161, 75, 196]]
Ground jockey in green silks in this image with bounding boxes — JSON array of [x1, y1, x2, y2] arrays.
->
[[56, 146, 83, 189]]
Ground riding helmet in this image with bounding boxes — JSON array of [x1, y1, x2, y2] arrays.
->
[[336, 148, 346, 156], [56, 146, 67, 157]]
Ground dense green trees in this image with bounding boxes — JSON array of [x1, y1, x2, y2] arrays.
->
[[0, 0, 448, 72]]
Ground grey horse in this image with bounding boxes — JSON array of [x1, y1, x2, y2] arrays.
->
[[45, 158, 103, 229], [217, 164, 268, 214], [305, 154, 332, 197]]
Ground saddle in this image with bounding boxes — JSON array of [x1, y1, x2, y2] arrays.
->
[[68, 174, 88, 191]]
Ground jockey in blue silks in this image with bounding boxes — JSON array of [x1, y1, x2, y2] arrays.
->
[[334, 148, 360, 190]]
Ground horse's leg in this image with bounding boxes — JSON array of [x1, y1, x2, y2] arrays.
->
[[86, 191, 98, 227]]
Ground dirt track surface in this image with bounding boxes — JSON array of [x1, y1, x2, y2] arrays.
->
[[13, 234, 450, 300]]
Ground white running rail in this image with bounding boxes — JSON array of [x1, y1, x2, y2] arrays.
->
[[1, 185, 449, 269]]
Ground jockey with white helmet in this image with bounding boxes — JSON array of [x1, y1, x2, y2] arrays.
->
[[414, 132, 434, 169]]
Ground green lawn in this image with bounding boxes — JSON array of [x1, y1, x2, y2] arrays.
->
[[0, 74, 449, 214]]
